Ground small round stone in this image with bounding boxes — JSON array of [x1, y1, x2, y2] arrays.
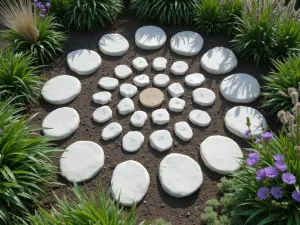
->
[[189, 110, 211, 127], [120, 83, 138, 98], [99, 77, 119, 90], [185, 73, 205, 87], [149, 130, 173, 151], [135, 26, 167, 50], [92, 106, 112, 123], [152, 109, 170, 125], [168, 83, 184, 97], [139, 88, 164, 108], [133, 74, 150, 87], [130, 111, 148, 127], [170, 61, 189, 75], [152, 57, 167, 71], [99, 33, 129, 56], [132, 57, 148, 71], [153, 74, 170, 87], [193, 88, 216, 106], [122, 131, 145, 152], [101, 122, 122, 140], [117, 98, 135, 115], [174, 122, 193, 141], [114, 65, 133, 79], [92, 92, 112, 105], [168, 97, 186, 112]]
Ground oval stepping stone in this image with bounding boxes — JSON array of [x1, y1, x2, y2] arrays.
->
[[169, 97, 186, 112], [185, 73, 205, 87], [67, 49, 101, 75], [201, 47, 237, 75], [220, 73, 261, 103], [132, 57, 148, 71], [122, 131, 144, 152], [135, 26, 167, 50], [114, 65, 133, 79], [117, 98, 135, 115], [189, 110, 211, 127], [200, 136, 243, 175], [153, 74, 170, 87], [170, 61, 189, 75], [60, 141, 105, 183], [99, 77, 119, 90], [42, 75, 81, 105], [168, 83, 184, 97], [174, 122, 193, 141], [170, 31, 204, 56], [139, 88, 164, 108], [120, 83, 138, 98], [99, 33, 129, 56], [92, 106, 112, 123], [159, 153, 203, 197], [111, 160, 150, 206], [130, 111, 148, 127], [92, 91, 112, 105], [225, 106, 267, 138], [149, 130, 173, 151], [193, 88, 216, 106], [152, 57, 167, 71], [101, 122, 122, 140], [133, 74, 150, 87], [152, 109, 170, 125], [42, 107, 79, 140]]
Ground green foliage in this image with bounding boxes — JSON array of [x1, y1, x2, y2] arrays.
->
[[206, 199, 220, 210], [48, 0, 70, 27], [153, 218, 172, 225], [222, 0, 243, 35], [202, 207, 219, 225]]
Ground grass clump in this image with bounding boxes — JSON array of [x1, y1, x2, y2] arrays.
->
[[48, 0, 70, 27]]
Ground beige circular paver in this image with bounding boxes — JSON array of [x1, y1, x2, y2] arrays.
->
[[139, 88, 164, 108]]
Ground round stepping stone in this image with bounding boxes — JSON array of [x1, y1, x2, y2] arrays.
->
[[139, 88, 164, 108], [220, 73, 261, 103], [60, 141, 104, 183], [92, 106, 112, 123], [201, 47, 237, 75], [135, 26, 167, 50], [193, 88, 216, 106], [111, 160, 150, 206], [170, 31, 204, 56], [130, 111, 147, 127], [189, 110, 211, 127], [120, 83, 138, 98], [92, 91, 112, 105], [185, 73, 205, 87], [132, 57, 148, 71], [98, 77, 119, 90], [99, 33, 129, 56], [122, 131, 144, 152], [174, 122, 193, 141], [67, 49, 101, 75], [225, 106, 267, 138], [117, 98, 135, 115], [168, 97, 186, 112], [159, 153, 203, 197], [152, 109, 170, 125], [149, 130, 173, 151], [153, 74, 170, 87], [133, 74, 150, 87], [152, 57, 167, 71], [168, 83, 184, 97], [42, 107, 79, 140], [42, 75, 81, 105], [114, 65, 133, 79], [101, 122, 122, 140], [170, 61, 189, 75], [200, 136, 243, 175]]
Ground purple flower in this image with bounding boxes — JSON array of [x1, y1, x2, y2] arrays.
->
[[246, 152, 260, 166], [256, 169, 265, 181], [274, 154, 284, 162], [257, 187, 269, 200], [274, 161, 287, 171], [40, 13, 45, 18], [282, 172, 296, 185], [271, 186, 283, 199], [42, 8, 46, 12], [255, 138, 261, 143], [46, 2, 51, 8], [264, 167, 278, 178], [261, 132, 273, 142], [292, 190, 300, 202], [34, 0, 38, 3], [244, 130, 251, 138]]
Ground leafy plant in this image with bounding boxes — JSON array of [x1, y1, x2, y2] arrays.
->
[[48, 0, 69, 27], [222, 0, 243, 35]]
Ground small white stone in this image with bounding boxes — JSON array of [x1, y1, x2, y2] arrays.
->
[[98, 77, 119, 90], [114, 65, 133, 79], [153, 74, 170, 87], [193, 88, 216, 106], [168, 98, 186, 112], [120, 83, 138, 98], [92, 92, 112, 105], [185, 73, 205, 87], [92, 106, 112, 123], [135, 26, 167, 50], [130, 111, 148, 127], [122, 131, 145, 152], [152, 57, 167, 71], [149, 130, 173, 151], [152, 109, 170, 125], [168, 83, 184, 97], [189, 110, 211, 127], [174, 122, 193, 141], [133, 74, 150, 87], [99, 33, 129, 56], [132, 57, 148, 71], [117, 98, 135, 115], [170, 61, 189, 75], [101, 122, 122, 140]]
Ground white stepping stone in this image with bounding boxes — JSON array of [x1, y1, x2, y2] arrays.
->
[[201, 47, 237, 75], [42, 75, 81, 105], [225, 106, 267, 138], [114, 65, 133, 79], [101, 122, 122, 140], [42, 107, 79, 140], [168, 83, 184, 97], [92, 106, 112, 123], [98, 77, 119, 90], [159, 153, 203, 198], [111, 160, 150, 206], [168, 97, 186, 112], [200, 136, 243, 175], [130, 111, 147, 127], [67, 49, 101, 75], [170, 31, 204, 56], [170, 61, 189, 75], [174, 122, 193, 141], [185, 73, 205, 87], [193, 88, 216, 106], [220, 73, 261, 103], [149, 130, 173, 152], [133, 74, 150, 87], [132, 57, 148, 71], [135, 26, 167, 50], [99, 33, 129, 56], [152, 109, 170, 125], [153, 74, 170, 87], [120, 83, 138, 98], [92, 91, 112, 105], [117, 98, 135, 115], [122, 131, 144, 152], [60, 141, 105, 183], [152, 57, 167, 71], [189, 110, 211, 127]]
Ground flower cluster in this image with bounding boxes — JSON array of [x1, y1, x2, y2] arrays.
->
[[33, 0, 51, 18]]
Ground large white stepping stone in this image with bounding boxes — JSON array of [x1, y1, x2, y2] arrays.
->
[[42, 107, 79, 140], [92, 92, 112, 105], [98, 77, 119, 90], [101, 122, 122, 140], [193, 88, 216, 106], [225, 106, 267, 138], [130, 111, 148, 127], [189, 110, 211, 127], [159, 153, 203, 197], [92, 106, 112, 123], [67, 49, 101, 75], [170, 31, 204, 56], [168, 83, 184, 97], [42, 75, 81, 105], [60, 141, 105, 183], [111, 160, 150, 206], [153, 74, 170, 87], [133, 74, 150, 87], [122, 131, 144, 152], [168, 97, 186, 112], [135, 26, 167, 50], [185, 73, 205, 87], [117, 98, 135, 115], [149, 130, 173, 151], [200, 136, 243, 175], [152, 109, 170, 125], [220, 73, 261, 103], [174, 122, 193, 141], [132, 57, 148, 71], [99, 33, 129, 56], [120, 83, 138, 98], [152, 57, 167, 71], [170, 61, 189, 75], [114, 65, 132, 79], [201, 47, 237, 75]]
